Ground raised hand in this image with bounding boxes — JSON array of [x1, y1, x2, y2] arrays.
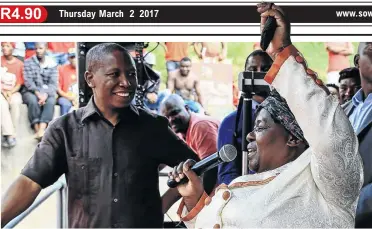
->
[[257, 3, 292, 60]]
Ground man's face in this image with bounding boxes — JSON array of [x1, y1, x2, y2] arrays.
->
[[246, 109, 290, 173], [1, 43, 13, 56], [339, 78, 361, 104], [245, 55, 271, 72], [180, 60, 192, 76], [35, 43, 47, 59], [69, 56, 76, 68], [359, 54, 372, 84], [160, 103, 190, 133], [87, 50, 137, 109]]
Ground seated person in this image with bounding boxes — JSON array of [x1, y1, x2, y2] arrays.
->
[[1, 42, 24, 148], [57, 48, 78, 115], [218, 49, 272, 185], [169, 4, 362, 227], [160, 94, 220, 205], [22, 42, 58, 140], [167, 57, 205, 114]]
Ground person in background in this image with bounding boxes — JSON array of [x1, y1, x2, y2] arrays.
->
[[326, 83, 340, 102], [22, 42, 58, 140], [338, 67, 361, 105], [160, 42, 190, 78], [57, 48, 78, 115], [325, 42, 353, 84], [217, 50, 272, 185], [343, 42, 372, 228], [159, 94, 220, 196], [193, 42, 227, 63], [167, 57, 206, 114], [48, 42, 75, 65], [1, 42, 24, 148], [1, 42, 25, 62]]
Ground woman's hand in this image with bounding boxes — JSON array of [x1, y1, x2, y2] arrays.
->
[[257, 2, 292, 60], [169, 159, 204, 210]]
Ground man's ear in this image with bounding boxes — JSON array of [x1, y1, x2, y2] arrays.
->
[[287, 135, 302, 147], [84, 71, 95, 88], [185, 104, 190, 112], [354, 54, 360, 68]]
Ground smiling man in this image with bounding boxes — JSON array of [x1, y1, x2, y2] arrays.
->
[[338, 67, 361, 105], [160, 94, 220, 195], [1, 43, 200, 228]]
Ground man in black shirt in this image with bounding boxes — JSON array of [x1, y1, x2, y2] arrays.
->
[[1, 43, 199, 228]]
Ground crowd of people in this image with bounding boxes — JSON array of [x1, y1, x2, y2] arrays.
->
[[1, 42, 78, 148], [1, 4, 371, 228]]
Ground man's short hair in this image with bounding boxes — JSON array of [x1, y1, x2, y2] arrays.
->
[[180, 57, 192, 63], [338, 67, 361, 85], [86, 43, 134, 73], [326, 83, 339, 92], [244, 50, 273, 70]]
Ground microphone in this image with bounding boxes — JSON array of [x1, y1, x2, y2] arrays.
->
[[167, 144, 237, 188]]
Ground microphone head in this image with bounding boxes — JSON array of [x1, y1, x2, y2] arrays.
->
[[219, 144, 237, 162]]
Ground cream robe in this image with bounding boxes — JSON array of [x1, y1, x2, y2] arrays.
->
[[178, 45, 364, 228]]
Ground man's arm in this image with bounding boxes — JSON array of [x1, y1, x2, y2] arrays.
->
[[1, 120, 67, 226], [339, 42, 354, 56], [45, 66, 59, 97], [161, 188, 181, 214], [1, 175, 41, 227], [23, 61, 39, 93], [325, 42, 353, 55], [194, 78, 204, 108], [167, 71, 176, 92], [152, 116, 200, 213]]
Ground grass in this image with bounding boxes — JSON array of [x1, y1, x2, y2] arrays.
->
[[147, 41, 359, 87]]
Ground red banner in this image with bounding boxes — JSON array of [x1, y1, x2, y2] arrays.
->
[[0, 6, 47, 23]]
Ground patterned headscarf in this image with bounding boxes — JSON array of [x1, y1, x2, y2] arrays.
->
[[256, 89, 306, 143]]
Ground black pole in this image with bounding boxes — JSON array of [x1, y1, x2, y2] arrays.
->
[[241, 91, 253, 175]]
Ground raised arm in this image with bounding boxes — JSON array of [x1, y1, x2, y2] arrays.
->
[[260, 4, 363, 209]]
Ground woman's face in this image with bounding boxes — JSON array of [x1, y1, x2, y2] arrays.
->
[[246, 109, 290, 173]]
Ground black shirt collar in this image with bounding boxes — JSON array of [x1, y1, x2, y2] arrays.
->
[[82, 97, 139, 123]]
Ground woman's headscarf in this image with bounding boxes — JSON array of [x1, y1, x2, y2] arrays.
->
[[256, 89, 306, 143]]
